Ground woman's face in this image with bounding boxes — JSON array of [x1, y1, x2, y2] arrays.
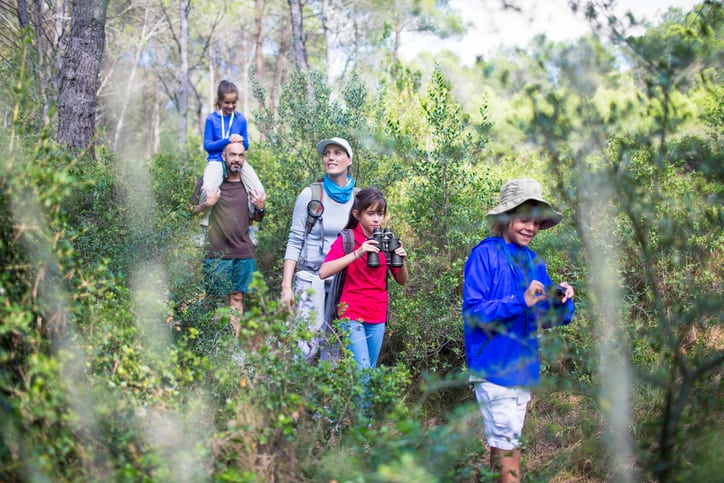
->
[[220, 93, 237, 116], [354, 203, 385, 237], [322, 144, 352, 177], [503, 216, 541, 247]]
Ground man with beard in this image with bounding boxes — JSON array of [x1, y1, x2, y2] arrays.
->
[[190, 140, 266, 337]]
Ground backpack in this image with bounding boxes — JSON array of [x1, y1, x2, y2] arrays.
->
[[298, 182, 360, 268], [323, 229, 355, 328], [304, 181, 360, 234]]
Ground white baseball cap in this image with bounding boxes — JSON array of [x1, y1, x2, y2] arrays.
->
[[316, 137, 353, 160]]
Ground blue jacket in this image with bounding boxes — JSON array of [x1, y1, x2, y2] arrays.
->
[[203, 111, 249, 161], [462, 237, 574, 387]]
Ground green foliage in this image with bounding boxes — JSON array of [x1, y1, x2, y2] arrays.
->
[[168, 274, 417, 481], [382, 65, 495, 384], [609, 145, 723, 481], [513, 4, 724, 479], [701, 83, 724, 142], [250, 67, 403, 290], [1, 4, 722, 482], [317, 400, 497, 482], [1, 63, 212, 480]]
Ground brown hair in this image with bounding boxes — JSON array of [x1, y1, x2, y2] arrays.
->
[[488, 201, 547, 237], [489, 216, 508, 237], [345, 187, 387, 230], [215, 80, 239, 110]]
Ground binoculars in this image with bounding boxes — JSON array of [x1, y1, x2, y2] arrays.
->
[[547, 284, 566, 300], [367, 228, 404, 268]]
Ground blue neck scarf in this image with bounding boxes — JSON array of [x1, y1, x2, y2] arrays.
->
[[323, 174, 355, 203]]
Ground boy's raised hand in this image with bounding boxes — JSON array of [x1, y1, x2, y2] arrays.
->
[[558, 282, 574, 303]]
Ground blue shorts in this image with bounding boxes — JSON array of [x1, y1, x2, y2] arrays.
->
[[203, 258, 256, 297]]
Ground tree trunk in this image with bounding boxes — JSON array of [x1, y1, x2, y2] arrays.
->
[[320, 0, 332, 84], [208, 42, 215, 121], [113, 7, 156, 152], [16, 0, 69, 121], [393, 18, 401, 64], [16, 0, 29, 28], [241, 34, 253, 121], [288, 0, 308, 70], [152, 77, 161, 156], [56, 0, 109, 157], [270, 15, 291, 120], [254, 0, 265, 84], [177, 0, 190, 168]]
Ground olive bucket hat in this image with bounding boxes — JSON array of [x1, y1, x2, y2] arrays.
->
[[486, 178, 563, 230]]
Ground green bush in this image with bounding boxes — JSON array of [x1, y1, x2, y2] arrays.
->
[[2, 11, 722, 480]]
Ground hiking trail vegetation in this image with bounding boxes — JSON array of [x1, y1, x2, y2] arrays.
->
[[1, 1, 722, 481]]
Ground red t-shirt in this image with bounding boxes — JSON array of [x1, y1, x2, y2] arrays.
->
[[323, 224, 401, 323]]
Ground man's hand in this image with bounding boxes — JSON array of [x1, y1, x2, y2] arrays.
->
[[249, 189, 266, 211]]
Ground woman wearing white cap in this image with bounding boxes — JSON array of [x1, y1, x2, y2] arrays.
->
[[462, 178, 575, 482], [280, 137, 358, 362]]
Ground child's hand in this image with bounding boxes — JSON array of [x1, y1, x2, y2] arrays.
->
[[357, 239, 379, 256], [523, 280, 546, 307], [394, 241, 407, 259], [229, 134, 244, 143], [204, 187, 221, 207], [558, 282, 574, 303]]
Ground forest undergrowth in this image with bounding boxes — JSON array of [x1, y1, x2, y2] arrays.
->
[[2, 4, 723, 481]]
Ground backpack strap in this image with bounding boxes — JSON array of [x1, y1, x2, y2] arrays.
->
[[298, 182, 324, 269], [305, 183, 359, 234], [304, 182, 323, 234], [324, 229, 356, 327], [340, 228, 355, 255], [299, 183, 359, 269]]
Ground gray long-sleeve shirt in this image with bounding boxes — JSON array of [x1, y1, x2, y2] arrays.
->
[[284, 185, 355, 271]]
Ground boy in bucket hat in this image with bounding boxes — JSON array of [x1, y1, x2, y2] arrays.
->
[[462, 178, 575, 482]]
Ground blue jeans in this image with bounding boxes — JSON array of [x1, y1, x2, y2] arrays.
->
[[344, 321, 386, 370], [343, 321, 386, 418]]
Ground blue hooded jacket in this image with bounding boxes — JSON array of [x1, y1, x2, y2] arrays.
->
[[462, 237, 574, 387]]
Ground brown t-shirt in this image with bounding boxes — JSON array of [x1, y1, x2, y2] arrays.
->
[[192, 178, 255, 259]]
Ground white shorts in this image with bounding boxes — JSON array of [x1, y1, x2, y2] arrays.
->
[[473, 380, 531, 450]]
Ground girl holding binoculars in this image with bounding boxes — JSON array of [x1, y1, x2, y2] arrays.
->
[[319, 187, 408, 371]]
